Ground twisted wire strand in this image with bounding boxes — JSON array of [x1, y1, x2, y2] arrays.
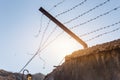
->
[[41, 26, 57, 47], [40, 31, 64, 51], [35, 14, 43, 37], [39, 20, 51, 48], [64, 0, 110, 24], [38, 54, 46, 69], [45, 2, 116, 47], [55, 0, 87, 17], [86, 27, 120, 42], [71, 6, 120, 29], [48, 0, 66, 11], [80, 20, 120, 37], [36, 0, 66, 37], [41, 0, 87, 48]]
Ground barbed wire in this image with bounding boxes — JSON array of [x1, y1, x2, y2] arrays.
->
[[39, 19, 51, 48], [35, 0, 66, 37], [19, 27, 120, 73], [80, 20, 120, 37], [38, 0, 67, 47], [38, 54, 46, 69], [64, 0, 110, 24], [37, 0, 66, 53], [25, 51, 46, 69], [19, 31, 64, 73], [40, 0, 87, 48], [40, 5, 120, 52], [41, 24, 120, 75], [44, 4, 120, 47], [41, 26, 57, 47], [35, 14, 43, 37], [86, 27, 120, 42], [20, 0, 120, 73], [19, 47, 41, 73], [55, 0, 87, 17], [41, 31, 64, 51], [71, 6, 120, 29], [41, 0, 111, 47], [39, 2, 120, 53], [48, 0, 66, 11], [40, 0, 110, 45]]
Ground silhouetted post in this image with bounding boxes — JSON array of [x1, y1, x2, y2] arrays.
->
[[39, 7, 88, 49]]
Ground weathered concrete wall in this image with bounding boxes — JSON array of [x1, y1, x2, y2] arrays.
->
[[44, 39, 120, 80]]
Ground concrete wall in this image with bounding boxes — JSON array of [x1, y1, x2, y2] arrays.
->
[[44, 39, 120, 80]]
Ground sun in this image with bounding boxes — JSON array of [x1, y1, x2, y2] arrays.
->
[[50, 35, 81, 56]]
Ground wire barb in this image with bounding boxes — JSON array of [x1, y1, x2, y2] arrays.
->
[[55, 0, 87, 17], [40, 0, 87, 48], [80, 21, 120, 37], [64, 0, 110, 24], [71, 6, 120, 29], [36, 0, 66, 37], [86, 27, 120, 42]]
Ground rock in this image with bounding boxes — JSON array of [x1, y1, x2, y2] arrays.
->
[[0, 69, 45, 80]]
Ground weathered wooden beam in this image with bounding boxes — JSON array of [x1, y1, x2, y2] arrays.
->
[[39, 7, 88, 49]]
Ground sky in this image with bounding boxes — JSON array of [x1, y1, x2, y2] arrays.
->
[[0, 0, 120, 75]]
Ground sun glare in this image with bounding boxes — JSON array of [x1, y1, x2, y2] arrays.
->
[[50, 36, 81, 56]]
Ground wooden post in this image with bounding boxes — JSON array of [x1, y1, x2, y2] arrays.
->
[[39, 7, 88, 49]]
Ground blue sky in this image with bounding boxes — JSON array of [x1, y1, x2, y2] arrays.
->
[[0, 0, 120, 75]]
